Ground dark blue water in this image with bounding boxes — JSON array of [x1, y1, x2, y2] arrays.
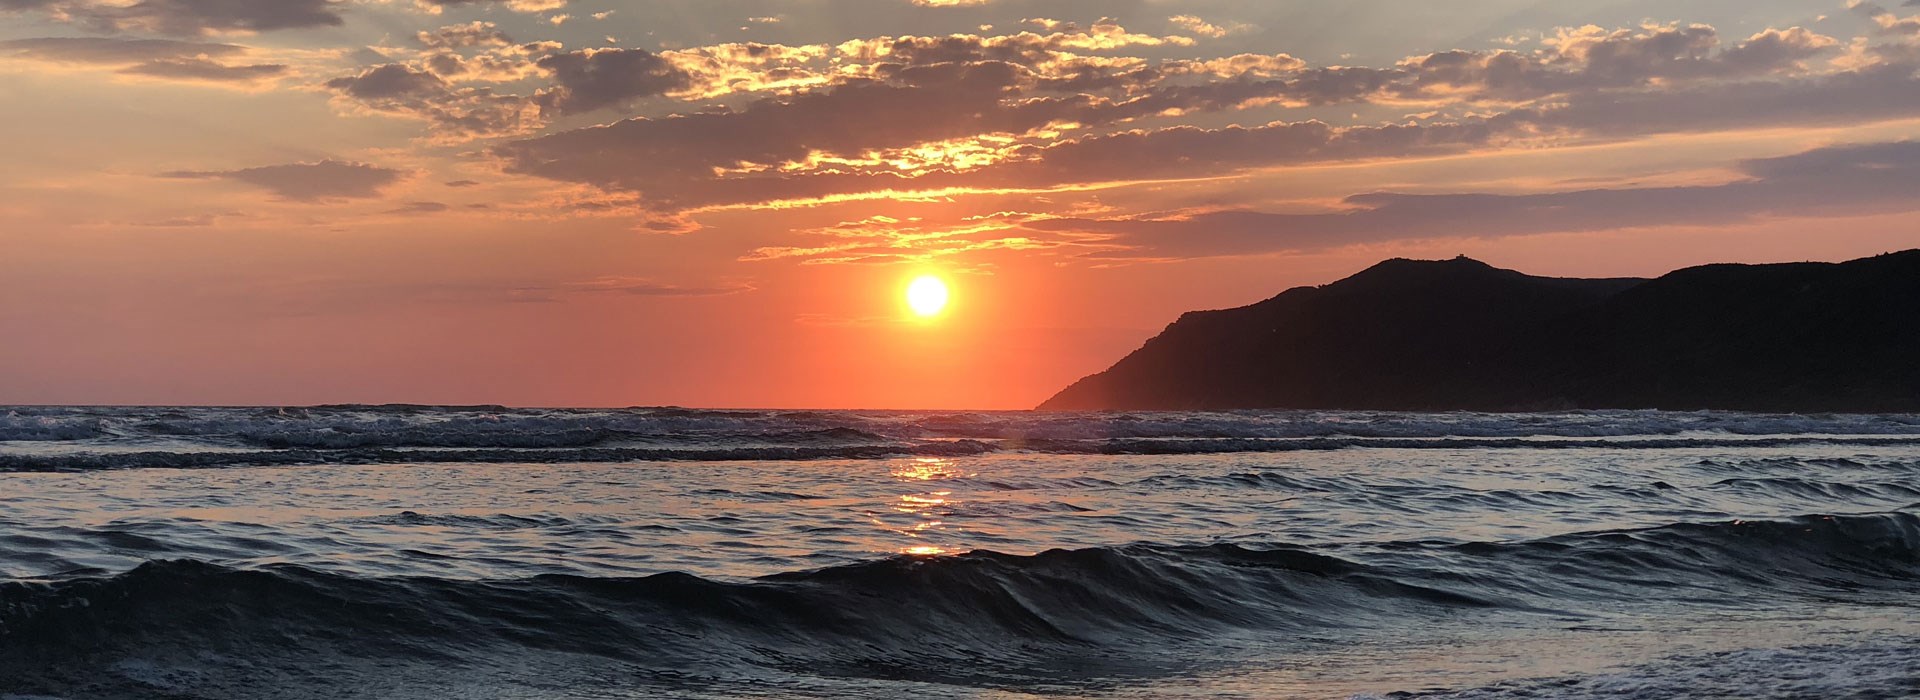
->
[[3, 406, 1918, 698]]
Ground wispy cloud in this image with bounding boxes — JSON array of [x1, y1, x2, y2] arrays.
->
[[159, 160, 405, 202], [1028, 141, 1920, 259]]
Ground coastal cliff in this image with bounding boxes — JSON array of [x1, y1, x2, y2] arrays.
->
[[1040, 250, 1920, 412]]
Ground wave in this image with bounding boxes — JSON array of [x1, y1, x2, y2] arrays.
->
[[1019, 435, 1920, 455], [1690, 455, 1920, 476], [8, 406, 1920, 448], [1707, 476, 1920, 503], [0, 441, 999, 472], [0, 545, 1480, 694], [1371, 637, 1920, 699], [345, 511, 620, 530], [234, 425, 900, 450], [3, 512, 1915, 694], [1416, 511, 1920, 602], [10, 435, 1920, 471]]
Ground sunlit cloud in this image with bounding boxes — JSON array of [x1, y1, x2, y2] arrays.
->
[[9, 3, 1920, 266], [1169, 15, 1254, 39]]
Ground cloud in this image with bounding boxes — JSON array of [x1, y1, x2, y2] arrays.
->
[[1851, 1, 1920, 34], [383, 201, 449, 214], [1027, 140, 1920, 259], [531, 48, 691, 115], [1493, 63, 1920, 136], [477, 17, 1885, 218], [323, 18, 1227, 143], [740, 214, 1075, 265], [39, 0, 347, 36], [417, 21, 511, 49], [566, 277, 755, 296], [325, 63, 536, 138], [1391, 25, 1837, 102], [1169, 15, 1253, 39], [493, 64, 1042, 206], [0, 37, 287, 83], [0, 36, 245, 62], [159, 160, 404, 201], [126, 212, 229, 227], [117, 57, 285, 82], [412, 0, 566, 14], [494, 24, 1920, 217], [326, 62, 446, 99]]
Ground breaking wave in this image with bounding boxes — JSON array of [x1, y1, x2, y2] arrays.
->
[[4, 512, 1915, 696]]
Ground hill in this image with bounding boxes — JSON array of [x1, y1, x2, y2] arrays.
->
[[1038, 251, 1920, 412]]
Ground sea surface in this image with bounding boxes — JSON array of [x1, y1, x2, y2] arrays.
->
[[2, 405, 1919, 699]]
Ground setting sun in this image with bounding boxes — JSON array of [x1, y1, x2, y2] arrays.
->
[[906, 275, 950, 317]]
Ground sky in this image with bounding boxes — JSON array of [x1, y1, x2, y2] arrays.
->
[[3, 0, 1920, 409]]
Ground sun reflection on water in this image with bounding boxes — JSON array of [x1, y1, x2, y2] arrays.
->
[[875, 457, 969, 557], [895, 492, 950, 510], [890, 457, 964, 481]]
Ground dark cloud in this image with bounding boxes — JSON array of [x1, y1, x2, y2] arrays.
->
[[445, 179, 480, 187], [1494, 64, 1920, 137], [159, 160, 404, 201], [1714, 27, 1839, 73], [496, 65, 1037, 204], [482, 18, 1877, 215], [567, 277, 755, 296], [326, 63, 446, 99], [326, 63, 533, 138], [129, 213, 226, 227], [336, 22, 1202, 147], [495, 55, 1357, 207], [413, 0, 567, 11], [495, 37, 1920, 215], [420, 41, 554, 82], [0, 37, 246, 63], [531, 48, 691, 115], [374, 276, 752, 308], [1029, 141, 1920, 259], [119, 57, 286, 82], [384, 201, 449, 214], [658, 120, 1498, 214], [0, 37, 285, 82], [1392, 25, 1835, 102], [59, 0, 346, 36], [417, 21, 511, 49]]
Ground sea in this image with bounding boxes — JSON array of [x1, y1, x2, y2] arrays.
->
[[2, 405, 1918, 699]]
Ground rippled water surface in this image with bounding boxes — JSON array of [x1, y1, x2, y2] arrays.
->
[[3, 406, 1918, 699]]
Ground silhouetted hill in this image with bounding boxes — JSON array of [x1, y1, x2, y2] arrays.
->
[[1039, 251, 1920, 412]]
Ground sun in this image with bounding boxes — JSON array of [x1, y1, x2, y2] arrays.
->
[[905, 275, 950, 317]]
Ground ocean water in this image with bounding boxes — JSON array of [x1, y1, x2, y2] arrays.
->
[[2, 406, 1919, 699]]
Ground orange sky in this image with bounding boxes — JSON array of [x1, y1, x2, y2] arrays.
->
[[3, 0, 1920, 408]]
